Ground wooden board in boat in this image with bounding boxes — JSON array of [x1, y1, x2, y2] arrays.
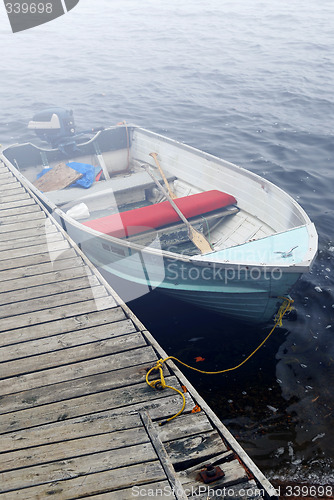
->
[[33, 162, 82, 192]]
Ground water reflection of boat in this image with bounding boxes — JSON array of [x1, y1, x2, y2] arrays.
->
[[1, 108, 318, 323]]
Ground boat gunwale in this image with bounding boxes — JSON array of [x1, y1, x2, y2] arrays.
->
[[58, 210, 316, 271]]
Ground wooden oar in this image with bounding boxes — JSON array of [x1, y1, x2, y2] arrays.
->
[[143, 165, 213, 255], [149, 152, 177, 199]]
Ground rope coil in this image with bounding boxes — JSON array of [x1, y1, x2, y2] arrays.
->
[[146, 297, 294, 425]]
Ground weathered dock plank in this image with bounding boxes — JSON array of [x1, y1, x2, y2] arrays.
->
[[0, 461, 166, 499], [0, 238, 68, 261], [0, 230, 63, 251], [0, 341, 150, 397], [0, 283, 108, 318], [0, 203, 41, 217], [0, 255, 85, 283], [0, 274, 100, 307], [0, 226, 58, 245], [0, 295, 116, 332], [0, 197, 37, 210], [0, 442, 158, 494], [0, 179, 22, 191], [0, 191, 34, 206], [0, 247, 78, 272], [0, 219, 57, 238], [0, 411, 213, 455], [0, 376, 194, 433], [0, 171, 14, 179], [0, 331, 146, 379], [0, 353, 159, 414], [0, 318, 134, 361], [0, 209, 45, 224], [0, 426, 151, 473], [0, 184, 27, 195], [0, 217, 47, 234], [0, 264, 92, 293], [0, 306, 125, 345]]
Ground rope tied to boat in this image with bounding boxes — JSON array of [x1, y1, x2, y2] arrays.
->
[[146, 296, 294, 425]]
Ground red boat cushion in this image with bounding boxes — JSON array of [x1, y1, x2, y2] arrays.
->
[[82, 190, 237, 238]]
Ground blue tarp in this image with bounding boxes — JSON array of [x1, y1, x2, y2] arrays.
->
[[37, 162, 99, 189], [66, 162, 95, 189]]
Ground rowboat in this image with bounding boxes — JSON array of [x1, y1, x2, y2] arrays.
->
[[1, 109, 318, 323]]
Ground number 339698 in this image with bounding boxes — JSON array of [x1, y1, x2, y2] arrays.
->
[[5, 3, 53, 14]]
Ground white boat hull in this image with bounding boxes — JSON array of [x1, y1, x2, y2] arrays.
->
[[60, 216, 301, 323], [1, 123, 318, 324]]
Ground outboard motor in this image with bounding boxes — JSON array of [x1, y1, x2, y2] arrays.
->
[[28, 108, 76, 148]]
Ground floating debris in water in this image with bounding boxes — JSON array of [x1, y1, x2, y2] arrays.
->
[[312, 433, 325, 442], [194, 356, 205, 362], [288, 441, 294, 458], [274, 447, 285, 457]]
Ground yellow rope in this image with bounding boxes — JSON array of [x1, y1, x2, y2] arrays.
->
[[146, 297, 294, 425], [145, 360, 186, 425]]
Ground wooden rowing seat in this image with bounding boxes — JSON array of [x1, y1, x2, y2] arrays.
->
[[82, 190, 237, 238]]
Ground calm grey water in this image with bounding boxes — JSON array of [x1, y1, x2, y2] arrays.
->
[[1, 0, 334, 487]]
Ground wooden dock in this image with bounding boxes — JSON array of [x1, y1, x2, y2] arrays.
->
[[0, 161, 279, 499]]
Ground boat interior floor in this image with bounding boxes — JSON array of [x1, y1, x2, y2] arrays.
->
[[212, 209, 275, 250]]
